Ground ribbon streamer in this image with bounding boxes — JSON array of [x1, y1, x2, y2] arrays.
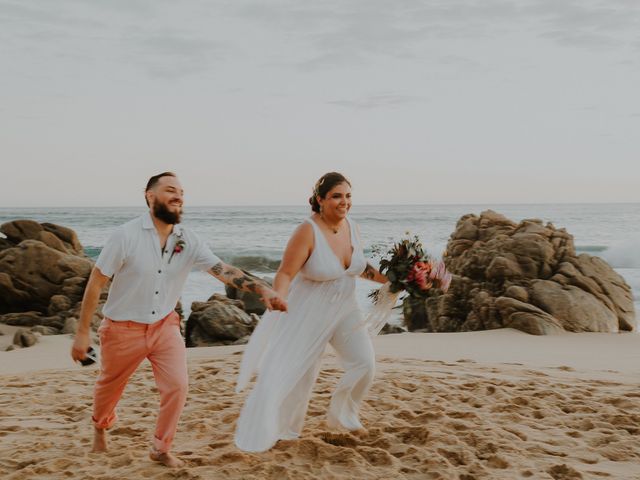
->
[[362, 282, 401, 337]]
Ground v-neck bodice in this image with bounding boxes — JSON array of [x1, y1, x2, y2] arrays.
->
[[299, 217, 366, 282]]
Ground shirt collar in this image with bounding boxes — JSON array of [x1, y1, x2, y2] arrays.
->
[[142, 211, 155, 229], [142, 211, 184, 237]]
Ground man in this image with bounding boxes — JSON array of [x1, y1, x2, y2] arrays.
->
[[71, 172, 287, 468]]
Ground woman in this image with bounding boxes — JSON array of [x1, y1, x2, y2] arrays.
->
[[234, 172, 387, 453]]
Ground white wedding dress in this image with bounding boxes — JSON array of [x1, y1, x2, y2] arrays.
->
[[234, 216, 375, 452]]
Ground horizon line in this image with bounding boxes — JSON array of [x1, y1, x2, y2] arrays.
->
[[1, 201, 640, 209]]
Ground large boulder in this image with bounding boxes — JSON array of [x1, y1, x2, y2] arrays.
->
[[0, 220, 84, 256], [185, 294, 257, 347], [0, 237, 13, 252], [0, 311, 65, 329], [0, 221, 109, 336], [0, 239, 92, 314], [405, 210, 635, 335]]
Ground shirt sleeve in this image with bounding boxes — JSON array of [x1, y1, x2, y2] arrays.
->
[[191, 234, 222, 272], [95, 227, 126, 278]]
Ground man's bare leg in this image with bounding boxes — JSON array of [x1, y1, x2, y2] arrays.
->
[[149, 447, 184, 468], [92, 427, 108, 452]]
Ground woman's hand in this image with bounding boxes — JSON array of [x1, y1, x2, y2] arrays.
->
[[258, 286, 288, 312]]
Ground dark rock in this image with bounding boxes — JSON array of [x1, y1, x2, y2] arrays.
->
[[528, 280, 618, 332], [402, 296, 430, 331], [404, 210, 635, 335], [1, 220, 43, 244], [41, 223, 84, 255], [0, 240, 92, 313], [380, 323, 406, 335], [185, 295, 257, 347], [1, 311, 65, 329], [0, 220, 85, 256], [504, 285, 529, 303], [48, 295, 73, 316], [30, 325, 61, 335], [225, 273, 273, 315], [0, 237, 13, 252], [495, 297, 565, 335], [62, 317, 78, 334], [13, 328, 38, 347]]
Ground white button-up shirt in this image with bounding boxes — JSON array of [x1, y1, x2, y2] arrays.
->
[[96, 212, 221, 323]]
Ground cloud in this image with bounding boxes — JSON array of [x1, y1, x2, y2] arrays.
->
[[0, 1, 227, 80], [4, 0, 639, 80], [326, 92, 425, 110], [541, 30, 619, 49], [226, 0, 640, 71], [525, 0, 639, 49], [0, 1, 106, 29], [120, 29, 225, 79]]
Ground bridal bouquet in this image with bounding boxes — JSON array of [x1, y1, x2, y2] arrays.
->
[[364, 235, 451, 336], [378, 235, 452, 297]]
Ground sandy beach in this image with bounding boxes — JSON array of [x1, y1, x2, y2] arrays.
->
[[0, 328, 639, 479]]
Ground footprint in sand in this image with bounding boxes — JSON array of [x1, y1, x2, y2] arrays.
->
[[109, 452, 134, 468], [110, 426, 145, 437], [485, 454, 510, 469], [363, 436, 391, 450], [437, 447, 470, 466], [396, 426, 430, 445], [319, 431, 358, 448], [447, 410, 480, 421], [356, 446, 394, 466], [547, 463, 583, 479], [210, 451, 249, 465], [207, 441, 230, 450]]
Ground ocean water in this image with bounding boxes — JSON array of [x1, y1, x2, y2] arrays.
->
[[1, 204, 638, 327]]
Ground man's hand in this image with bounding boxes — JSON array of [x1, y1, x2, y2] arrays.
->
[[71, 266, 110, 362], [208, 263, 288, 312], [259, 287, 288, 312], [71, 330, 91, 362]]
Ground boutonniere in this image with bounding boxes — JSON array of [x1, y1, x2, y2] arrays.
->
[[168, 231, 186, 264]]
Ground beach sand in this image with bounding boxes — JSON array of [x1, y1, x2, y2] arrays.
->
[[1, 329, 639, 479]]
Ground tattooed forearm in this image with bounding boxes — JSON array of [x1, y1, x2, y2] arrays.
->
[[210, 263, 268, 294], [362, 263, 376, 280], [232, 274, 262, 293], [210, 262, 223, 275]]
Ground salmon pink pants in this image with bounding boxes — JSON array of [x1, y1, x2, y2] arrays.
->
[[92, 311, 187, 453]]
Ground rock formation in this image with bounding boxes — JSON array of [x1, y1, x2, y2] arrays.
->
[[403, 210, 635, 335]]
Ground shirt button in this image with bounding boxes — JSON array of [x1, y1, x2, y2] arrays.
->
[[152, 311, 156, 314], [158, 270, 162, 274], [155, 291, 159, 295]]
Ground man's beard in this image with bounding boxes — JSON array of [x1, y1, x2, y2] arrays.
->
[[153, 202, 182, 225]]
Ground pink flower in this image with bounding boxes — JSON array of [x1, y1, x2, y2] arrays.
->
[[168, 238, 186, 264], [440, 272, 452, 292], [428, 260, 444, 281], [410, 262, 433, 291]]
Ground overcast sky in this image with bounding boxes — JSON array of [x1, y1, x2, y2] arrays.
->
[[1, 0, 639, 207]]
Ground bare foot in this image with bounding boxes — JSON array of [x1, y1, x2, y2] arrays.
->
[[91, 427, 108, 453], [149, 449, 184, 468]]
